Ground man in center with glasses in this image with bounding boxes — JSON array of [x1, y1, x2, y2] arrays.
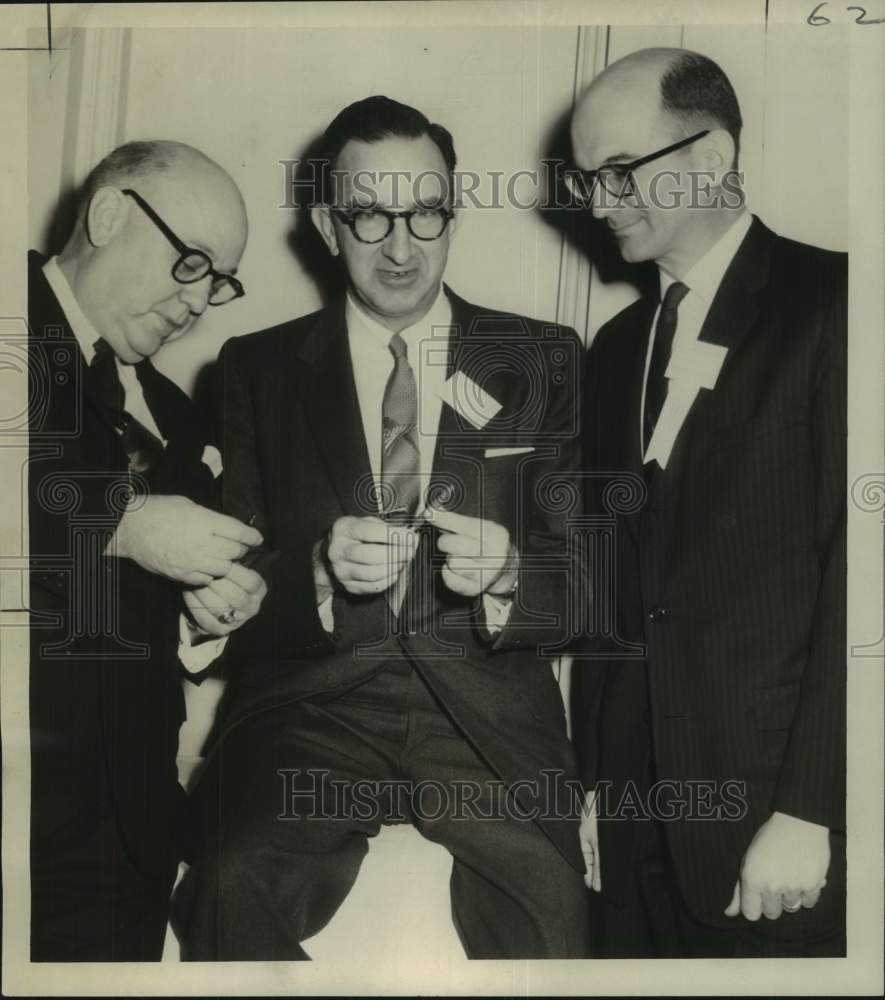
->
[[172, 95, 590, 959]]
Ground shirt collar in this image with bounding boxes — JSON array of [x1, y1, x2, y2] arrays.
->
[[658, 210, 752, 306], [42, 255, 103, 365], [345, 285, 452, 360]]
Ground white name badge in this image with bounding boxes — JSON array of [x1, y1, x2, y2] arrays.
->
[[645, 340, 729, 470], [665, 340, 728, 390], [438, 371, 502, 430]]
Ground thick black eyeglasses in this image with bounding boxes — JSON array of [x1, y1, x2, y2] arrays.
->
[[121, 188, 245, 305], [331, 206, 454, 244], [565, 129, 710, 204]]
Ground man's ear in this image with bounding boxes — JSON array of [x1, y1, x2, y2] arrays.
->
[[311, 205, 339, 257], [85, 186, 130, 248], [446, 208, 457, 245], [696, 129, 736, 180]]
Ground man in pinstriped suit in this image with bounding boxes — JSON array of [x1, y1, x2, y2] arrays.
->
[[570, 48, 846, 957]]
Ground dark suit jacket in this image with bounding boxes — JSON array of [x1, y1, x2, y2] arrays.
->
[[27, 250, 217, 882], [207, 286, 586, 871], [573, 218, 847, 925]]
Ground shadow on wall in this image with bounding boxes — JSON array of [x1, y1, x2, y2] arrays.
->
[[535, 103, 657, 303], [40, 183, 80, 257], [193, 131, 347, 422]]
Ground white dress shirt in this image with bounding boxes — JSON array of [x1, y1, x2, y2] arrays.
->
[[319, 288, 512, 632], [641, 210, 753, 459], [42, 256, 222, 673]]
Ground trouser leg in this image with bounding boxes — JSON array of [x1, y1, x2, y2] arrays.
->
[[403, 670, 591, 959], [173, 673, 409, 961]]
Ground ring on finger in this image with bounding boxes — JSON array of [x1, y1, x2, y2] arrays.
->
[[216, 607, 237, 625], [782, 900, 801, 913]]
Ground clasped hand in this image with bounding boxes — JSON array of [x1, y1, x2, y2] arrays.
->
[[108, 494, 268, 637], [315, 506, 518, 600]]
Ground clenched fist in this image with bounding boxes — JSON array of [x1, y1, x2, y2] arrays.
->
[[314, 515, 418, 600]]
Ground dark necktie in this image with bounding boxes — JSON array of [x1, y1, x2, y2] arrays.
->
[[381, 333, 421, 614], [89, 338, 165, 474], [644, 280, 689, 453]]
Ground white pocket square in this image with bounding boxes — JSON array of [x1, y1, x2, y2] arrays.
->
[[484, 446, 535, 458], [201, 445, 224, 479]]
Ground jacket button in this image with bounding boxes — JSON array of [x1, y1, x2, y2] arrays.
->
[[648, 607, 668, 623]]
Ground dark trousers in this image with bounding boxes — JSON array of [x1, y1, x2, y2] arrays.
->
[[590, 816, 846, 958], [172, 658, 590, 960], [30, 652, 184, 961]]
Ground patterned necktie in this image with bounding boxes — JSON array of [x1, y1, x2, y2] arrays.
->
[[89, 338, 165, 474], [381, 333, 421, 615], [644, 280, 689, 452]]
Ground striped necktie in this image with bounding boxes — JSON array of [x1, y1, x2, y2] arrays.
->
[[381, 332, 421, 614]]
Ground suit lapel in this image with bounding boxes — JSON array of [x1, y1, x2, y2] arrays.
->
[[609, 296, 657, 541], [293, 301, 374, 517], [654, 217, 774, 487], [696, 217, 772, 354], [427, 290, 500, 522]]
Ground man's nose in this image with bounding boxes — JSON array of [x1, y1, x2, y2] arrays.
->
[[177, 274, 213, 315], [382, 217, 414, 265], [590, 181, 618, 221]]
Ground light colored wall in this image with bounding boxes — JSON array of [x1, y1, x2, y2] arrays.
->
[[586, 23, 849, 339], [28, 24, 848, 375], [119, 26, 579, 391], [28, 43, 72, 251]]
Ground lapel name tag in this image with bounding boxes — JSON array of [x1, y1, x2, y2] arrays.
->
[[438, 371, 502, 430], [646, 341, 729, 470], [665, 340, 728, 390]]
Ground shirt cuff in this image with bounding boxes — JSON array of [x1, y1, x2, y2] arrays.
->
[[318, 593, 335, 634], [178, 613, 228, 673], [482, 592, 513, 635]]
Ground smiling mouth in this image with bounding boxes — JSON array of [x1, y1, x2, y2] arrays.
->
[[378, 267, 419, 283], [610, 218, 642, 235], [157, 315, 188, 337]]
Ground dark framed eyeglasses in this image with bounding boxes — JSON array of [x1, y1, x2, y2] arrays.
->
[[331, 206, 454, 244], [121, 188, 245, 305], [565, 129, 710, 204]]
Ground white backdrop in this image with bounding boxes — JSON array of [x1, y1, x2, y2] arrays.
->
[[29, 22, 848, 391]]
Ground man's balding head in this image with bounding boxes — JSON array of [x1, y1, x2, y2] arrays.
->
[[60, 140, 248, 362], [575, 49, 742, 167], [571, 48, 744, 276]]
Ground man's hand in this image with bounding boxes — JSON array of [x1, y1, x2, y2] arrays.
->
[[183, 562, 268, 637], [580, 789, 602, 892], [317, 515, 417, 599], [426, 507, 519, 597], [724, 811, 831, 921], [109, 495, 263, 586]]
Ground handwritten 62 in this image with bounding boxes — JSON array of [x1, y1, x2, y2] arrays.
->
[[808, 2, 885, 23]]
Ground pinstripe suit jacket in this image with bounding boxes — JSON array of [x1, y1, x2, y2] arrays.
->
[[573, 217, 847, 926]]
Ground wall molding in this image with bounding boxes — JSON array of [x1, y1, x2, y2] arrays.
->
[[554, 24, 609, 345], [61, 26, 131, 197]]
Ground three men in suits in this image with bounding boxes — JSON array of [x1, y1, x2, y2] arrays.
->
[[570, 49, 846, 957], [172, 96, 591, 959], [28, 140, 267, 960]]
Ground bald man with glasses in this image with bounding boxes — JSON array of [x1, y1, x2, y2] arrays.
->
[[27, 140, 267, 960], [570, 48, 847, 959]]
